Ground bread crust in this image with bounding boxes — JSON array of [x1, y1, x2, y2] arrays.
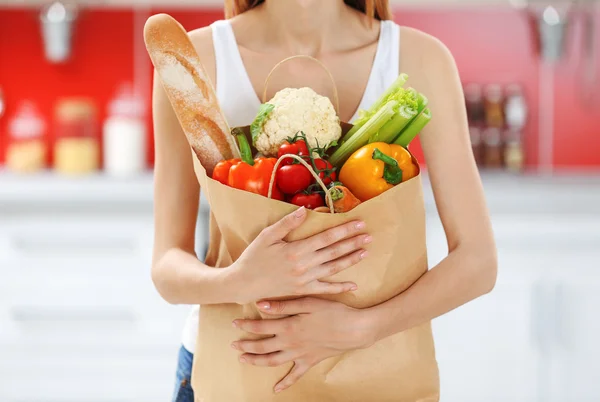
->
[[144, 14, 240, 175]]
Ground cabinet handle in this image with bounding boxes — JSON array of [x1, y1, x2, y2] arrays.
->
[[10, 306, 137, 324], [553, 282, 567, 350], [531, 280, 554, 353], [11, 236, 138, 256]]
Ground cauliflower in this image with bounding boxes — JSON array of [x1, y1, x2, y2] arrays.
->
[[251, 87, 342, 157]]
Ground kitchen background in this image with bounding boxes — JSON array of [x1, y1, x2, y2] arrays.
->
[[0, 0, 599, 401]]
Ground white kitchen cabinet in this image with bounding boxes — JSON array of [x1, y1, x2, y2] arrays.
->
[[0, 171, 210, 402], [540, 252, 600, 402], [427, 218, 542, 402], [424, 176, 600, 402]]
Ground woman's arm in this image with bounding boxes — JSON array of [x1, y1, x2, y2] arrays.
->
[[367, 29, 497, 339], [150, 66, 241, 305]]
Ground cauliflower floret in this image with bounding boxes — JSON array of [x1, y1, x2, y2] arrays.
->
[[253, 87, 342, 157]]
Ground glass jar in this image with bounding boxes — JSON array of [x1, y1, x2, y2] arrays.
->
[[53, 98, 99, 174], [103, 84, 147, 176], [6, 101, 47, 173]]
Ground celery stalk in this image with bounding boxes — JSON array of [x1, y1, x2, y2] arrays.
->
[[394, 108, 431, 148], [416, 92, 429, 113], [369, 105, 418, 144], [330, 100, 398, 167], [364, 74, 409, 118], [339, 74, 408, 144]]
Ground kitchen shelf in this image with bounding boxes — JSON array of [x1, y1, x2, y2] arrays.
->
[[0, 169, 155, 207], [1, 168, 599, 214]]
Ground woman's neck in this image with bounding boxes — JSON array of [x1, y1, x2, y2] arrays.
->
[[260, 0, 350, 55]]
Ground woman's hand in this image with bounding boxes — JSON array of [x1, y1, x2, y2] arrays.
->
[[231, 297, 376, 393], [229, 207, 371, 304]]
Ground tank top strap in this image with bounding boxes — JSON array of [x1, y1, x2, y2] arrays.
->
[[379, 20, 401, 86], [350, 20, 401, 122], [210, 20, 261, 128]]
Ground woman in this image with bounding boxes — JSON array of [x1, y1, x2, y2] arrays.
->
[[152, 0, 497, 401]]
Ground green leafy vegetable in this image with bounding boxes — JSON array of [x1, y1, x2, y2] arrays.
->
[[329, 100, 397, 167], [250, 103, 274, 146], [340, 74, 411, 144]]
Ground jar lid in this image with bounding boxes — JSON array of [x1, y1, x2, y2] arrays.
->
[[107, 83, 145, 118], [55, 98, 96, 121], [8, 101, 46, 139]]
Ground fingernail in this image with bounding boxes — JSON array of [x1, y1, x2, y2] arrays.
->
[[360, 251, 369, 259], [257, 301, 271, 310], [350, 284, 358, 291], [363, 236, 372, 244], [355, 221, 366, 230], [232, 320, 238, 328], [239, 356, 247, 363], [274, 385, 284, 393], [295, 207, 306, 218]]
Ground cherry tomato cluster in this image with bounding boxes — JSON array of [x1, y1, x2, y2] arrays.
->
[[274, 134, 338, 210]]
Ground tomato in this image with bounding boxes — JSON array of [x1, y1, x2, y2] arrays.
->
[[291, 192, 325, 210], [276, 164, 313, 195], [277, 139, 310, 165], [313, 158, 337, 186]]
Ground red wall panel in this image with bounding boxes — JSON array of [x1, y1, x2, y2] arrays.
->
[[1, 6, 598, 169], [0, 9, 135, 165]]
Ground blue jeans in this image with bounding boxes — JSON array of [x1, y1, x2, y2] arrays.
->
[[172, 346, 194, 402]]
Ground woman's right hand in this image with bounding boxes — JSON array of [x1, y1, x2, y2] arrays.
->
[[230, 207, 371, 305]]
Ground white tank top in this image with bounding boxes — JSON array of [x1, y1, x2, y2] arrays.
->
[[181, 18, 401, 353]]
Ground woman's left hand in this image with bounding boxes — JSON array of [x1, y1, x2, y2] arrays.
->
[[232, 297, 376, 393]]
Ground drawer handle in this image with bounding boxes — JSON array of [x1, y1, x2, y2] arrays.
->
[[10, 306, 137, 323], [11, 236, 139, 255]]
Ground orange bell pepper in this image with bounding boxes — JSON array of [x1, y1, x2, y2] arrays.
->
[[212, 131, 284, 200], [338, 142, 418, 202]]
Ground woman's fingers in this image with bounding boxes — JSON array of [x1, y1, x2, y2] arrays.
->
[[233, 316, 295, 335], [239, 350, 296, 367], [312, 234, 371, 267], [296, 220, 366, 252], [307, 249, 368, 282], [274, 362, 311, 393], [232, 336, 283, 355], [259, 207, 307, 243], [304, 280, 357, 295]]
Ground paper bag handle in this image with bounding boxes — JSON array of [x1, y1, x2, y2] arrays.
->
[[268, 154, 335, 214], [262, 55, 340, 115]]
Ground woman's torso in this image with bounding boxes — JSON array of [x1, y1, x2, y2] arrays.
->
[[182, 17, 400, 354]]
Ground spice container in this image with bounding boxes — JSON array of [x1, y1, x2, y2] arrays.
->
[[482, 127, 504, 168], [53, 98, 99, 175], [103, 84, 147, 176], [464, 83, 485, 125], [484, 85, 505, 128], [504, 128, 525, 172], [6, 101, 47, 173]]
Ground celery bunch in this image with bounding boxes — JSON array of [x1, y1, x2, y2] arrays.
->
[[329, 74, 431, 168]]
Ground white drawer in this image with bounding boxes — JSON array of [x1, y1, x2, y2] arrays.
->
[[0, 217, 154, 273], [0, 344, 178, 402]]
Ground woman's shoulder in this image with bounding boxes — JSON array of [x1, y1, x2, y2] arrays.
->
[[187, 25, 217, 87], [397, 25, 457, 86], [399, 25, 454, 63]]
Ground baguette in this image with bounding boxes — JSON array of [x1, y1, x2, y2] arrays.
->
[[144, 14, 240, 175]]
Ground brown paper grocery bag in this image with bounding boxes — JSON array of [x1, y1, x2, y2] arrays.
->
[[188, 139, 440, 401]]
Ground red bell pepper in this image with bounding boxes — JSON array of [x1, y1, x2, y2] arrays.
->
[[212, 130, 284, 201]]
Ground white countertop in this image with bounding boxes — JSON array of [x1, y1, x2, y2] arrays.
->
[[1, 168, 599, 214]]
